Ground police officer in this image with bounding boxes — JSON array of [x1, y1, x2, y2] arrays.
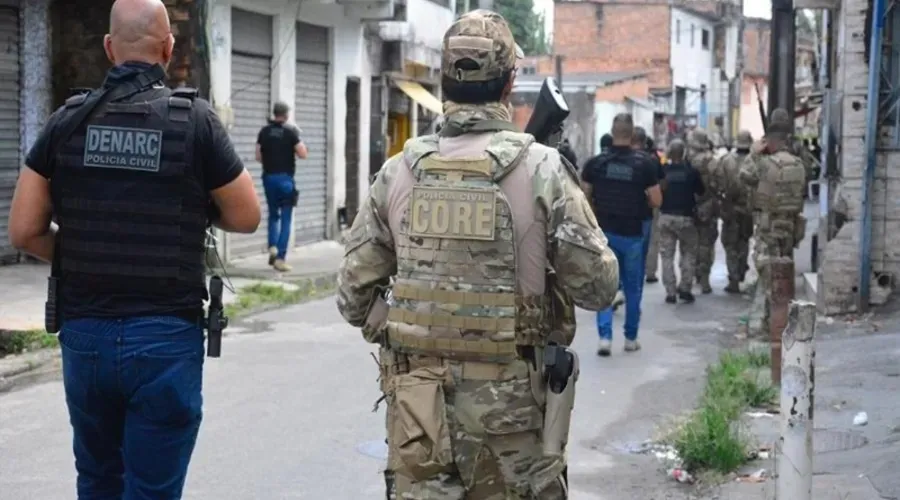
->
[[582, 114, 662, 356], [256, 101, 309, 272], [686, 128, 719, 294], [633, 126, 664, 284], [7, 0, 261, 496], [739, 108, 807, 338], [657, 139, 704, 304], [335, 10, 618, 499], [716, 130, 755, 293], [600, 133, 613, 153]]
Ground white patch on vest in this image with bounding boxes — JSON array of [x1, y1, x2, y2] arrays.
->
[[409, 186, 496, 241], [83, 125, 163, 172]]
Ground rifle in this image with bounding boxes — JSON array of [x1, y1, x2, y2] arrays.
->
[[753, 81, 768, 131], [524, 77, 570, 150]]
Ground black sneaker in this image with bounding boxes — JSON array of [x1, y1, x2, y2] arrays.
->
[[646, 275, 659, 284], [665, 295, 677, 304], [678, 291, 695, 303]]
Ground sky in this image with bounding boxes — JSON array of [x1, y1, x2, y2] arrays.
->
[[534, 0, 773, 35]]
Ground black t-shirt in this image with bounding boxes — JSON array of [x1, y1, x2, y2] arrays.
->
[[581, 146, 658, 236], [660, 162, 705, 217], [25, 64, 244, 320], [257, 121, 301, 175], [637, 149, 664, 220]]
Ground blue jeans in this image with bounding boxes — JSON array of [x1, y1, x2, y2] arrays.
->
[[597, 232, 645, 341], [641, 218, 653, 279], [59, 317, 205, 499], [263, 173, 295, 260]]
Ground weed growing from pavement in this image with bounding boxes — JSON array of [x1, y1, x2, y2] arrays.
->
[[0, 329, 58, 357], [224, 283, 304, 318], [672, 350, 776, 474]]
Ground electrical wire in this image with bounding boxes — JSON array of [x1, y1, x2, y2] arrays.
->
[[226, 0, 306, 105]]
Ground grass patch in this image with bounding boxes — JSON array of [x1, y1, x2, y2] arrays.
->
[[0, 329, 58, 356], [224, 283, 304, 318], [672, 350, 777, 475]]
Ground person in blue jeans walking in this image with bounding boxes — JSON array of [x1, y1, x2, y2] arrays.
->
[[8, 0, 262, 497], [580, 113, 662, 356], [256, 101, 309, 272]]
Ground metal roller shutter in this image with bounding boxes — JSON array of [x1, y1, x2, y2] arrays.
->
[[294, 22, 330, 244], [226, 9, 273, 260], [0, 7, 20, 264]]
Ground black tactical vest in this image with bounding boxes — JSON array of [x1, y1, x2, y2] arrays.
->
[[590, 151, 647, 233], [51, 86, 208, 296], [660, 162, 696, 217]]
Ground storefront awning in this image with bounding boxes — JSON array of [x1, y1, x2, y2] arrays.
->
[[394, 79, 443, 115]]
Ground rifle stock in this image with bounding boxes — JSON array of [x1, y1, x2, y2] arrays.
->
[[524, 77, 570, 146], [753, 81, 768, 131]]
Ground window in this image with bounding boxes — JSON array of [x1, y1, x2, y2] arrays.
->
[[521, 66, 537, 75], [690, 24, 695, 47], [701, 29, 710, 50], [675, 20, 681, 44]]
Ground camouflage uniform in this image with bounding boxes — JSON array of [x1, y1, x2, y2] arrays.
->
[[687, 129, 719, 294], [716, 130, 754, 293], [657, 213, 698, 297], [739, 109, 807, 337], [336, 10, 619, 499]]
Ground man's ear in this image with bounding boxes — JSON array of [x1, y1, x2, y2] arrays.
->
[[103, 34, 115, 64]]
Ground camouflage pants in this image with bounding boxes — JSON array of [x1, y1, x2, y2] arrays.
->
[[694, 219, 719, 285], [386, 357, 567, 500], [720, 214, 753, 283], [657, 214, 698, 296], [645, 209, 660, 278], [748, 235, 794, 337]]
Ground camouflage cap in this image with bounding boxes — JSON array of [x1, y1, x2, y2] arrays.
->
[[441, 9, 524, 83], [736, 130, 753, 148], [687, 128, 710, 150], [767, 108, 792, 135]]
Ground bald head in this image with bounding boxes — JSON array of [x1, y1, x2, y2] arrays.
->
[[104, 0, 174, 67]]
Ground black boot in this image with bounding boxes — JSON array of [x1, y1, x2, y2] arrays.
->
[[724, 280, 741, 294], [665, 295, 677, 304], [678, 291, 695, 303]]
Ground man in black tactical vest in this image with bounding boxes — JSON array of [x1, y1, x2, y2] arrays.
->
[[8, 0, 261, 497], [581, 114, 663, 357], [656, 139, 705, 304]]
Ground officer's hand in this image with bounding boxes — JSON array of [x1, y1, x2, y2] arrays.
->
[[752, 139, 767, 154]]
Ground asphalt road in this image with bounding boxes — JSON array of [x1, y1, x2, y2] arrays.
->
[[0, 243, 751, 499]]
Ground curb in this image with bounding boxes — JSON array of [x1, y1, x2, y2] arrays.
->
[[0, 271, 338, 392]]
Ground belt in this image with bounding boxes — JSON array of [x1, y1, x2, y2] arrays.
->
[[405, 354, 529, 381]]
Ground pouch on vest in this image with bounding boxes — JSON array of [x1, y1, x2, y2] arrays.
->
[[793, 214, 807, 249], [386, 366, 454, 481]]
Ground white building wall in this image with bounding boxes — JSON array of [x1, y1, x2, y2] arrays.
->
[[670, 8, 716, 115], [403, 0, 455, 69], [207, 0, 372, 239]]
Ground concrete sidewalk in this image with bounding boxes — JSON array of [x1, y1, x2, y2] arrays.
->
[[715, 317, 900, 499], [0, 240, 343, 333]]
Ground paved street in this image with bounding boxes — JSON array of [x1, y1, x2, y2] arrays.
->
[[0, 246, 747, 499]]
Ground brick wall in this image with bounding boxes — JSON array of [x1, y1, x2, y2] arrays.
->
[[50, 0, 208, 109], [742, 18, 770, 77], [552, 2, 672, 91], [594, 77, 650, 102]]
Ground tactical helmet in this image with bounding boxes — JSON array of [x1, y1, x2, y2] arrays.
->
[[687, 128, 710, 150], [736, 130, 753, 149], [767, 108, 792, 135]]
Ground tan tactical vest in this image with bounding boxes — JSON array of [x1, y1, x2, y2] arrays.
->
[[753, 151, 806, 215], [384, 132, 548, 363]]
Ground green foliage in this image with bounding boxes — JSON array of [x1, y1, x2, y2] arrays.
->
[[455, 0, 550, 56], [672, 350, 777, 474], [0, 329, 58, 357]]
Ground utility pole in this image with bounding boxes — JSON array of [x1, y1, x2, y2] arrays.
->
[[733, 0, 745, 141], [555, 54, 564, 90], [768, 0, 797, 120]]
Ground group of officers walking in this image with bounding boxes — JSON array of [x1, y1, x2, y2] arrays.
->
[[586, 110, 810, 350], [5, 0, 809, 496]]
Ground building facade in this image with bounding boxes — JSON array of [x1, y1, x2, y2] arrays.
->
[[0, 0, 393, 264]]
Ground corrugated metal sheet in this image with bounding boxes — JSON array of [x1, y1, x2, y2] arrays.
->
[[294, 60, 328, 244], [0, 6, 20, 263], [227, 53, 271, 259], [296, 21, 329, 63]]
